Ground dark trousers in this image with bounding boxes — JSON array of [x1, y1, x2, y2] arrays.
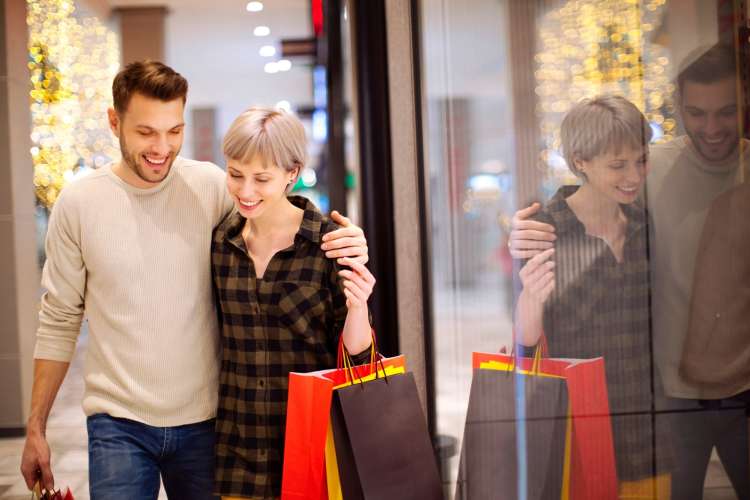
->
[[656, 396, 749, 500]]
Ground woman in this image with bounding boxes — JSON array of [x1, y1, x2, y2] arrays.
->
[[515, 95, 671, 499], [211, 107, 375, 499]]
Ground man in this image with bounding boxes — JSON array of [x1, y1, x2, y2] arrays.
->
[[509, 45, 750, 499], [20, 61, 369, 499]]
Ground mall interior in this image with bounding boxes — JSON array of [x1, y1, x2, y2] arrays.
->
[[1, 0, 749, 498]]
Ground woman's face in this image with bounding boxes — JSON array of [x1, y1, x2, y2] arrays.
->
[[226, 155, 298, 219], [576, 145, 649, 205]]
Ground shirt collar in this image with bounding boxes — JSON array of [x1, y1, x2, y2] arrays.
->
[[546, 185, 647, 236], [218, 195, 328, 253]]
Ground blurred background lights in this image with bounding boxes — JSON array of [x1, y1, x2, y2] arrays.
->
[[246, 1, 263, 13], [301, 168, 317, 188], [27, 0, 121, 208], [277, 59, 292, 71], [259, 45, 276, 57], [275, 100, 291, 112], [264, 61, 279, 74], [253, 25, 270, 37], [535, 0, 671, 188]]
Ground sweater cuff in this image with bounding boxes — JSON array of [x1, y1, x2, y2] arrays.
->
[[349, 344, 374, 366], [34, 330, 78, 363], [517, 343, 538, 359]]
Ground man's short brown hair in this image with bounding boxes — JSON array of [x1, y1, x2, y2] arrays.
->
[[677, 44, 737, 94], [112, 60, 188, 114]]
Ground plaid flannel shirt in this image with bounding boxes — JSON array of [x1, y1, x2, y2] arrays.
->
[[211, 196, 371, 498], [523, 185, 669, 481]]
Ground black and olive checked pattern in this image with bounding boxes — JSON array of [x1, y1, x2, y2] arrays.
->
[[211, 196, 370, 499], [520, 186, 671, 482]]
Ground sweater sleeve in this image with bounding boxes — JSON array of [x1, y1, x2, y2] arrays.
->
[[35, 193, 86, 362]]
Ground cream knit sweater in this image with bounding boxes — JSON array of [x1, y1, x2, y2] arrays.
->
[[648, 136, 750, 400], [35, 157, 234, 426]]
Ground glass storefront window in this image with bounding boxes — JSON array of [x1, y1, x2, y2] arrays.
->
[[418, 0, 750, 497]]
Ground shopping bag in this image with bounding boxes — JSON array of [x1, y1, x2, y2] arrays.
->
[[455, 351, 569, 500], [324, 354, 409, 500], [329, 365, 443, 500], [280, 352, 406, 500], [457, 352, 617, 500], [31, 483, 74, 500]]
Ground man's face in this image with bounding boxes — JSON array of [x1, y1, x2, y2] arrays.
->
[[108, 93, 185, 185], [680, 77, 740, 164]]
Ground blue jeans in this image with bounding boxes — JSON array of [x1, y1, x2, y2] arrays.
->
[[87, 413, 217, 500]]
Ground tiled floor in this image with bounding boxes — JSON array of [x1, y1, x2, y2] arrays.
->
[[0, 320, 742, 499]]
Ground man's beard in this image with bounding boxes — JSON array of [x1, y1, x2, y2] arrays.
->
[[119, 135, 176, 184], [685, 128, 740, 164]]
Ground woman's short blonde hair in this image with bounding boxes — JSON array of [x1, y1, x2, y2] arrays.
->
[[222, 107, 308, 183], [560, 95, 652, 180]]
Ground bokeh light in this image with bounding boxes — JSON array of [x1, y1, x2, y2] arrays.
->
[[27, 0, 120, 208]]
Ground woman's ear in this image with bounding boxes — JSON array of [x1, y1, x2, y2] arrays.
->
[[572, 155, 586, 173], [290, 165, 301, 184]]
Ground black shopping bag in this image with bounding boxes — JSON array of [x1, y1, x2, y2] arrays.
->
[[455, 368, 569, 500], [330, 371, 443, 500]]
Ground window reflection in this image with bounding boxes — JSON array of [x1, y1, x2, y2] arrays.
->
[[419, 0, 750, 497]]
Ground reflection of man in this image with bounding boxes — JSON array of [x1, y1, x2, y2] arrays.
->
[[510, 45, 750, 499], [19, 61, 368, 499], [680, 181, 750, 401]]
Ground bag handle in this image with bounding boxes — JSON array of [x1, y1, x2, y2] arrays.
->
[[338, 330, 387, 388], [31, 482, 63, 500], [507, 330, 549, 375]]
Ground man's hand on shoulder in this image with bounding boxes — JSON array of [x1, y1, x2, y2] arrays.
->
[[321, 211, 369, 265], [509, 202, 556, 259]]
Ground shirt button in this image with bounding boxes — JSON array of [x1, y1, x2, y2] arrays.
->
[[715, 312, 722, 319], [252, 304, 260, 314], [258, 379, 265, 388]]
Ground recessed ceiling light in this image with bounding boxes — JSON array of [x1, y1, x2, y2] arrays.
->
[[277, 59, 292, 71], [264, 62, 279, 74], [259, 45, 276, 57], [254, 26, 270, 37], [275, 100, 291, 112], [246, 1, 263, 12]]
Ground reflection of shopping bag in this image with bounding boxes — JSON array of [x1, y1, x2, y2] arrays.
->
[[329, 367, 443, 500], [457, 352, 617, 500], [280, 350, 406, 500]]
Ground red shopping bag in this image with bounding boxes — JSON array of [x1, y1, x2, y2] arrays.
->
[[280, 353, 407, 500], [32, 483, 75, 500], [471, 352, 618, 499]]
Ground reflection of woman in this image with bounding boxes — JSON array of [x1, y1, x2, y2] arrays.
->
[[211, 108, 375, 499], [515, 96, 670, 498]]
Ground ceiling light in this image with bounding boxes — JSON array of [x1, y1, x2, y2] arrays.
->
[[275, 100, 291, 112], [254, 25, 270, 37], [259, 45, 276, 57], [246, 1, 263, 12], [264, 62, 279, 74], [277, 59, 292, 71]]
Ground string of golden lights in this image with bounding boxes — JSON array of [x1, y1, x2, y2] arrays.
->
[[535, 0, 672, 186], [27, 0, 120, 207]]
